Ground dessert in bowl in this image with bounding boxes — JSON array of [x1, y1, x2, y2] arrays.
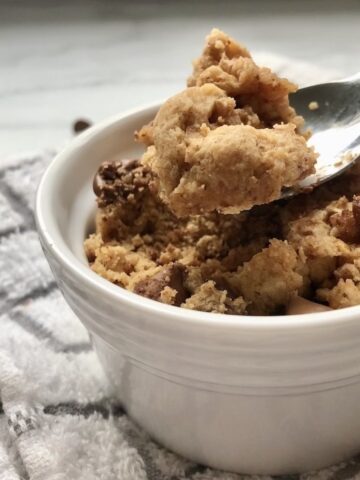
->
[[36, 30, 360, 475]]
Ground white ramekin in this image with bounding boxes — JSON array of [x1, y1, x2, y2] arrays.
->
[[35, 103, 360, 475]]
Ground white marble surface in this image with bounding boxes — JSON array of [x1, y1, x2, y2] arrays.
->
[[0, 0, 359, 159]]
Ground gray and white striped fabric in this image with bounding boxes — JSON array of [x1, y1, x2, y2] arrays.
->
[[1, 60, 359, 480]]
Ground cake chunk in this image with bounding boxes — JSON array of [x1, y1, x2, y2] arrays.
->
[[188, 28, 303, 128], [138, 30, 316, 217]]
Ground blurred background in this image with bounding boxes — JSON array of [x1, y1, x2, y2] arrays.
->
[[0, 0, 359, 158]]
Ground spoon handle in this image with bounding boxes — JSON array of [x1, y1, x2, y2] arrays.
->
[[342, 71, 360, 83]]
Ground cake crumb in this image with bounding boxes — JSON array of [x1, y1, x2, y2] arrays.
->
[[308, 101, 319, 111]]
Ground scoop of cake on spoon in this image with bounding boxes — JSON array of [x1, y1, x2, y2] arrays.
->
[[282, 72, 360, 198]]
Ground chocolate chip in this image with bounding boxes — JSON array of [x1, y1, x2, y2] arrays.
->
[[73, 118, 92, 134], [213, 276, 238, 299], [133, 263, 188, 306], [93, 162, 116, 196], [352, 195, 360, 224], [93, 158, 150, 207], [330, 195, 360, 243], [120, 158, 140, 171]]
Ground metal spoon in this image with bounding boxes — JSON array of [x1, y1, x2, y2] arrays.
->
[[282, 72, 360, 198]]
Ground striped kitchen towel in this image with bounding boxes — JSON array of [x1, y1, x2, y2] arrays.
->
[[1, 59, 359, 480]]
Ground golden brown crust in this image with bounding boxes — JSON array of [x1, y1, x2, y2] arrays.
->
[[229, 240, 303, 315], [187, 28, 302, 128]]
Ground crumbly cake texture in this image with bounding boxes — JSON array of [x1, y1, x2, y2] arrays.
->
[[84, 29, 359, 315], [137, 29, 317, 217], [85, 158, 360, 315]]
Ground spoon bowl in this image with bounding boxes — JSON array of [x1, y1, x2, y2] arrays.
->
[[282, 72, 360, 198]]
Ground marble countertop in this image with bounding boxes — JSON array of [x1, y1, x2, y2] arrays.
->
[[1, 0, 359, 158]]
